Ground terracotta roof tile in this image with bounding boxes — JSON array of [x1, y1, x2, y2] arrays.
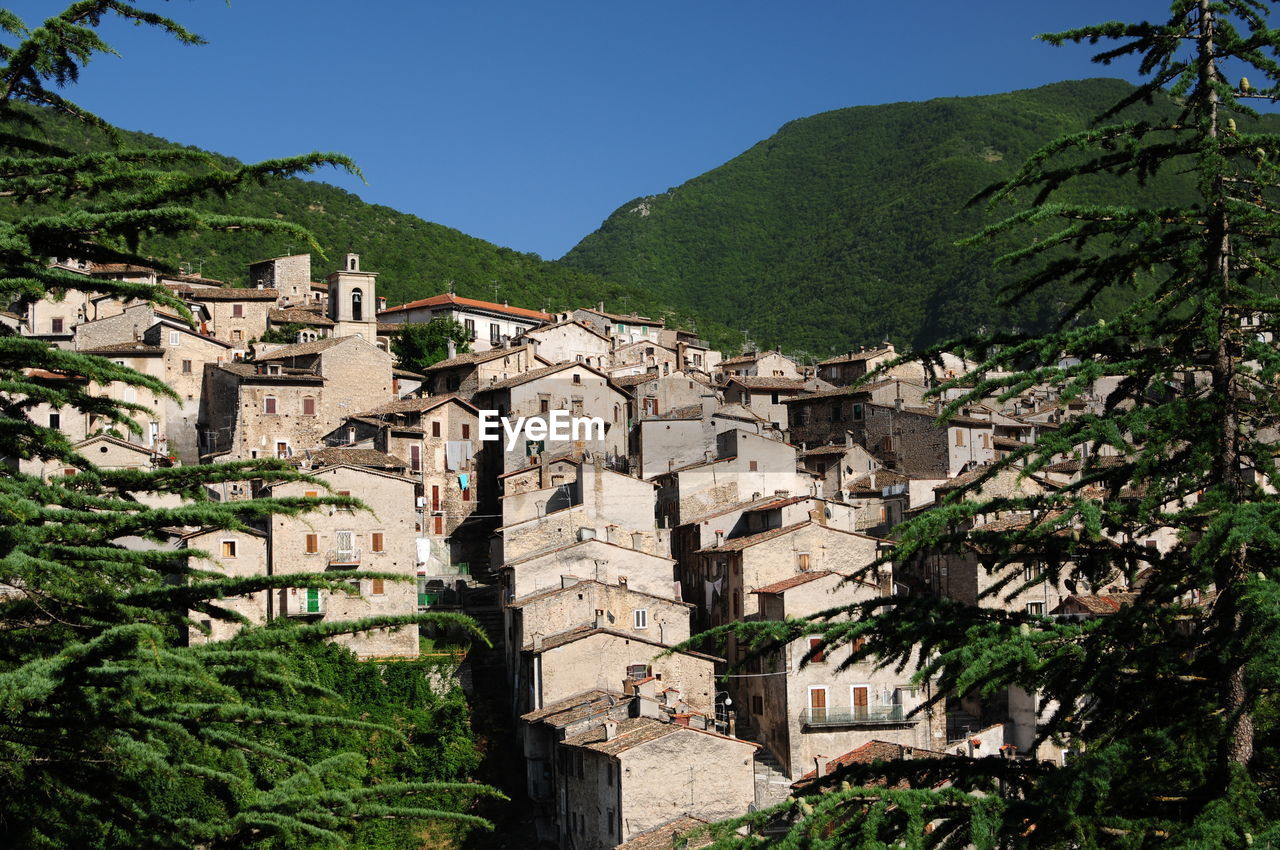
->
[[379, 292, 551, 322], [184, 287, 278, 301]]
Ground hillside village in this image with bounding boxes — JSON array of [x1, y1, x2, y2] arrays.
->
[[7, 252, 1150, 849]]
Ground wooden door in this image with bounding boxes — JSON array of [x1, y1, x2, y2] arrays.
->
[[852, 686, 869, 719]]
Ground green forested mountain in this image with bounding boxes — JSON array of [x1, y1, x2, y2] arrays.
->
[[1, 105, 659, 326], [560, 77, 1280, 356], [19, 77, 1277, 357]]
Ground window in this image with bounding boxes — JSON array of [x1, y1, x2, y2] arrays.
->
[[432, 421, 441, 438], [304, 490, 318, 499], [276, 441, 289, 459], [626, 663, 649, 680], [633, 609, 648, 629], [51, 317, 64, 334], [572, 372, 582, 385], [335, 530, 355, 561], [232, 329, 243, 343], [336, 490, 353, 511], [748, 460, 758, 472], [371, 532, 385, 552], [462, 485, 471, 502], [753, 695, 763, 715], [232, 304, 244, 318], [48, 412, 60, 430], [808, 686, 828, 718], [182, 359, 192, 374], [305, 533, 319, 554], [431, 485, 440, 511], [490, 323, 500, 344], [371, 578, 385, 595], [955, 429, 965, 447], [540, 398, 550, 414], [433, 515, 444, 535], [221, 540, 237, 558], [797, 552, 811, 571], [410, 444, 421, 472], [351, 288, 363, 322], [1026, 602, 1045, 616], [464, 318, 476, 340], [808, 636, 826, 663], [302, 396, 316, 416], [461, 423, 470, 440], [1024, 563, 1043, 583], [169, 330, 180, 347]]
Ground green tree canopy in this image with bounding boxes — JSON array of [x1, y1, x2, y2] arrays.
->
[[390, 318, 472, 373], [0, 4, 499, 847]]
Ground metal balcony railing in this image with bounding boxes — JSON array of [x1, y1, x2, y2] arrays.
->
[[327, 549, 361, 566], [800, 705, 911, 728]]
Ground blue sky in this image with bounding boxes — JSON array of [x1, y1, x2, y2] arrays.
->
[[9, 1, 1156, 259]]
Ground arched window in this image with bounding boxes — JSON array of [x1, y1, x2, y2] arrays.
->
[[351, 288, 363, 322]]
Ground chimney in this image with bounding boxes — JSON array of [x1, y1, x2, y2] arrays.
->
[[447, 339, 457, 359], [532, 634, 543, 651], [814, 755, 831, 778], [594, 608, 606, 629], [603, 720, 618, 740], [598, 301, 605, 312], [714, 530, 725, 546], [895, 397, 904, 411]]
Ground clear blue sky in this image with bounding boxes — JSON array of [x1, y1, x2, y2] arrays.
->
[[9, 1, 1158, 259]]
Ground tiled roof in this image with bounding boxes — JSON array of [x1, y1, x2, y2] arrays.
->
[[613, 373, 659, 387], [477, 362, 608, 392], [751, 571, 838, 595], [562, 716, 680, 755], [304, 447, 407, 469], [793, 739, 947, 785], [1054, 593, 1140, 615], [379, 292, 551, 322], [184, 287, 278, 301], [524, 625, 721, 662], [818, 346, 894, 366], [520, 689, 630, 725], [578, 306, 663, 326], [616, 816, 712, 850], [802, 444, 855, 456], [422, 345, 532, 371], [726, 376, 808, 391], [80, 341, 163, 355], [216, 361, 323, 382], [717, 353, 763, 367], [356, 394, 474, 416], [508, 579, 693, 610], [269, 307, 334, 327], [524, 317, 612, 342], [701, 520, 885, 553], [255, 337, 349, 359]]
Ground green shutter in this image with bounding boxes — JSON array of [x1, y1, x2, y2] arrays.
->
[[306, 587, 320, 614]]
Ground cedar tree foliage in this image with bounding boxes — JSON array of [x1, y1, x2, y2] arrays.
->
[[693, 2, 1280, 847], [0, 4, 498, 848]]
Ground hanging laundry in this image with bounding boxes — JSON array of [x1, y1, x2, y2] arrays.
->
[[458, 473, 470, 490]]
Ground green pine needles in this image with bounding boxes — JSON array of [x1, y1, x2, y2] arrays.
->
[[0, 4, 499, 848], [697, 2, 1280, 847]]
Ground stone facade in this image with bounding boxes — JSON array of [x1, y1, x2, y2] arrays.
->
[[268, 465, 419, 658]]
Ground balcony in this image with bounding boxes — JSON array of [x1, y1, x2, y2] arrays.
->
[[327, 549, 361, 567], [800, 706, 913, 728]]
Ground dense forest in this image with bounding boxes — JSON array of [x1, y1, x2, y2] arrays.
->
[[563, 77, 1280, 355], [19, 78, 1278, 356]]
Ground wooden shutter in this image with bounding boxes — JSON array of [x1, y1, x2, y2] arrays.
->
[[305, 533, 318, 554]]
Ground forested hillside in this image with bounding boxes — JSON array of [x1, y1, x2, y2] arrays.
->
[[561, 78, 1280, 355]]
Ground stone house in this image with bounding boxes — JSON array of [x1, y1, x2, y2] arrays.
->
[[623, 372, 712, 422], [422, 344, 544, 397], [500, 538, 680, 602], [265, 464, 420, 658], [183, 526, 269, 644], [571, 305, 665, 346], [183, 286, 276, 349], [556, 717, 755, 849], [652, 428, 809, 527], [499, 460, 665, 562], [799, 441, 880, 499], [691, 521, 887, 625], [506, 579, 693, 672], [378, 292, 551, 352], [472, 362, 630, 476], [659, 327, 720, 376], [267, 306, 334, 342], [714, 350, 801, 381], [747, 571, 944, 777], [606, 339, 679, 378], [816, 342, 927, 386], [77, 340, 169, 451], [517, 626, 719, 717], [324, 253, 381, 342], [248, 253, 314, 307], [518, 319, 612, 369], [200, 335, 392, 463], [721, 376, 809, 430]]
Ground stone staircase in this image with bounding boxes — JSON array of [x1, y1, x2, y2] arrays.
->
[[735, 726, 793, 808]]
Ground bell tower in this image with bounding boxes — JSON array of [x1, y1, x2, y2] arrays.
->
[[327, 253, 378, 339]]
